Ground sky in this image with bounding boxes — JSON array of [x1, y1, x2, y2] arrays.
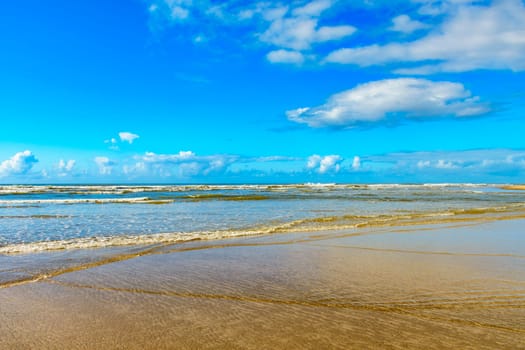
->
[[0, 0, 524, 183]]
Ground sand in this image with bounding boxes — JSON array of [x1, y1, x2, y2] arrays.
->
[[501, 185, 525, 190], [1, 220, 524, 349]]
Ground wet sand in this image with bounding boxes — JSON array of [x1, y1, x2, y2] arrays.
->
[[500, 185, 525, 190], [1, 220, 525, 349]]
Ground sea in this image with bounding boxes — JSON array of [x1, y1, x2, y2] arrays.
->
[[1, 183, 525, 254]]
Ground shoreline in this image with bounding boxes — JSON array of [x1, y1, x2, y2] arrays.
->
[[500, 185, 525, 190], [3, 202, 525, 255], [1, 219, 524, 349]]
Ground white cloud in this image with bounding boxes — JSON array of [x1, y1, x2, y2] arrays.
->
[[389, 15, 429, 34], [260, 5, 289, 22], [119, 132, 140, 144], [254, 156, 301, 162], [342, 149, 525, 182], [352, 156, 361, 170], [149, 0, 192, 21], [123, 152, 310, 178], [58, 159, 75, 174], [136, 151, 238, 177], [292, 0, 333, 17], [149, 4, 158, 13], [326, 0, 525, 73], [104, 137, 119, 151], [417, 160, 432, 168], [435, 159, 458, 169], [94, 157, 116, 175], [307, 154, 342, 173], [418, 159, 460, 169], [287, 78, 489, 128], [145, 0, 356, 64], [144, 0, 525, 73], [266, 49, 305, 64], [170, 5, 189, 20], [260, 15, 356, 51], [307, 154, 322, 169], [415, 0, 483, 16], [367, 149, 525, 172], [142, 150, 195, 163], [193, 34, 206, 43], [0, 150, 38, 177]]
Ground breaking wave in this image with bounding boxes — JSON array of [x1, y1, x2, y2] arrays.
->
[[2, 203, 525, 254]]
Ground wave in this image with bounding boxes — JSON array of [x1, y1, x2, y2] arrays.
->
[[0, 197, 153, 205], [2, 203, 525, 255], [0, 215, 72, 219], [0, 229, 261, 254], [185, 194, 271, 201], [0, 189, 505, 206], [0, 183, 502, 196]]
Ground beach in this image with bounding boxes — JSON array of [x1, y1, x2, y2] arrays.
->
[[1, 184, 525, 348], [1, 218, 525, 349], [4, 0, 525, 347]]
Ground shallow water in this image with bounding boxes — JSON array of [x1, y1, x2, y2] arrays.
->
[[0, 220, 524, 349], [1, 183, 525, 253]]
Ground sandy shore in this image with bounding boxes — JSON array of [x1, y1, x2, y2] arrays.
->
[[1, 220, 525, 349], [500, 185, 525, 190]]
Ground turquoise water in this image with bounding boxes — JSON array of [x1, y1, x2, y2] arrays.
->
[[1, 184, 524, 253]]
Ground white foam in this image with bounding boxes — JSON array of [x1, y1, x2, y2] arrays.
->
[[2, 201, 525, 255], [0, 183, 500, 196], [0, 197, 151, 205], [0, 229, 268, 254]]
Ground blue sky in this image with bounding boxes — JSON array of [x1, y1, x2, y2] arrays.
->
[[1, 0, 524, 183]]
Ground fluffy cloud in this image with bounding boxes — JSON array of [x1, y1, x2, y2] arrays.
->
[[292, 0, 332, 17], [94, 156, 116, 175], [352, 156, 361, 170], [144, 0, 525, 72], [253, 155, 302, 162], [123, 149, 525, 181], [260, 17, 356, 51], [0, 151, 38, 177], [119, 132, 140, 144], [133, 151, 238, 177], [287, 78, 489, 128], [389, 15, 429, 34], [104, 132, 139, 150], [141, 150, 196, 163], [266, 49, 305, 64], [57, 159, 76, 176], [89, 151, 315, 180], [417, 159, 459, 169], [367, 149, 525, 170], [148, 0, 191, 21], [58, 159, 75, 172], [415, 0, 486, 17], [326, 0, 525, 73], [307, 154, 342, 173], [259, 1, 356, 51], [146, 0, 355, 64]]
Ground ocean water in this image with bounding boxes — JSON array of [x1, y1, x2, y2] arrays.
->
[[1, 183, 525, 254]]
